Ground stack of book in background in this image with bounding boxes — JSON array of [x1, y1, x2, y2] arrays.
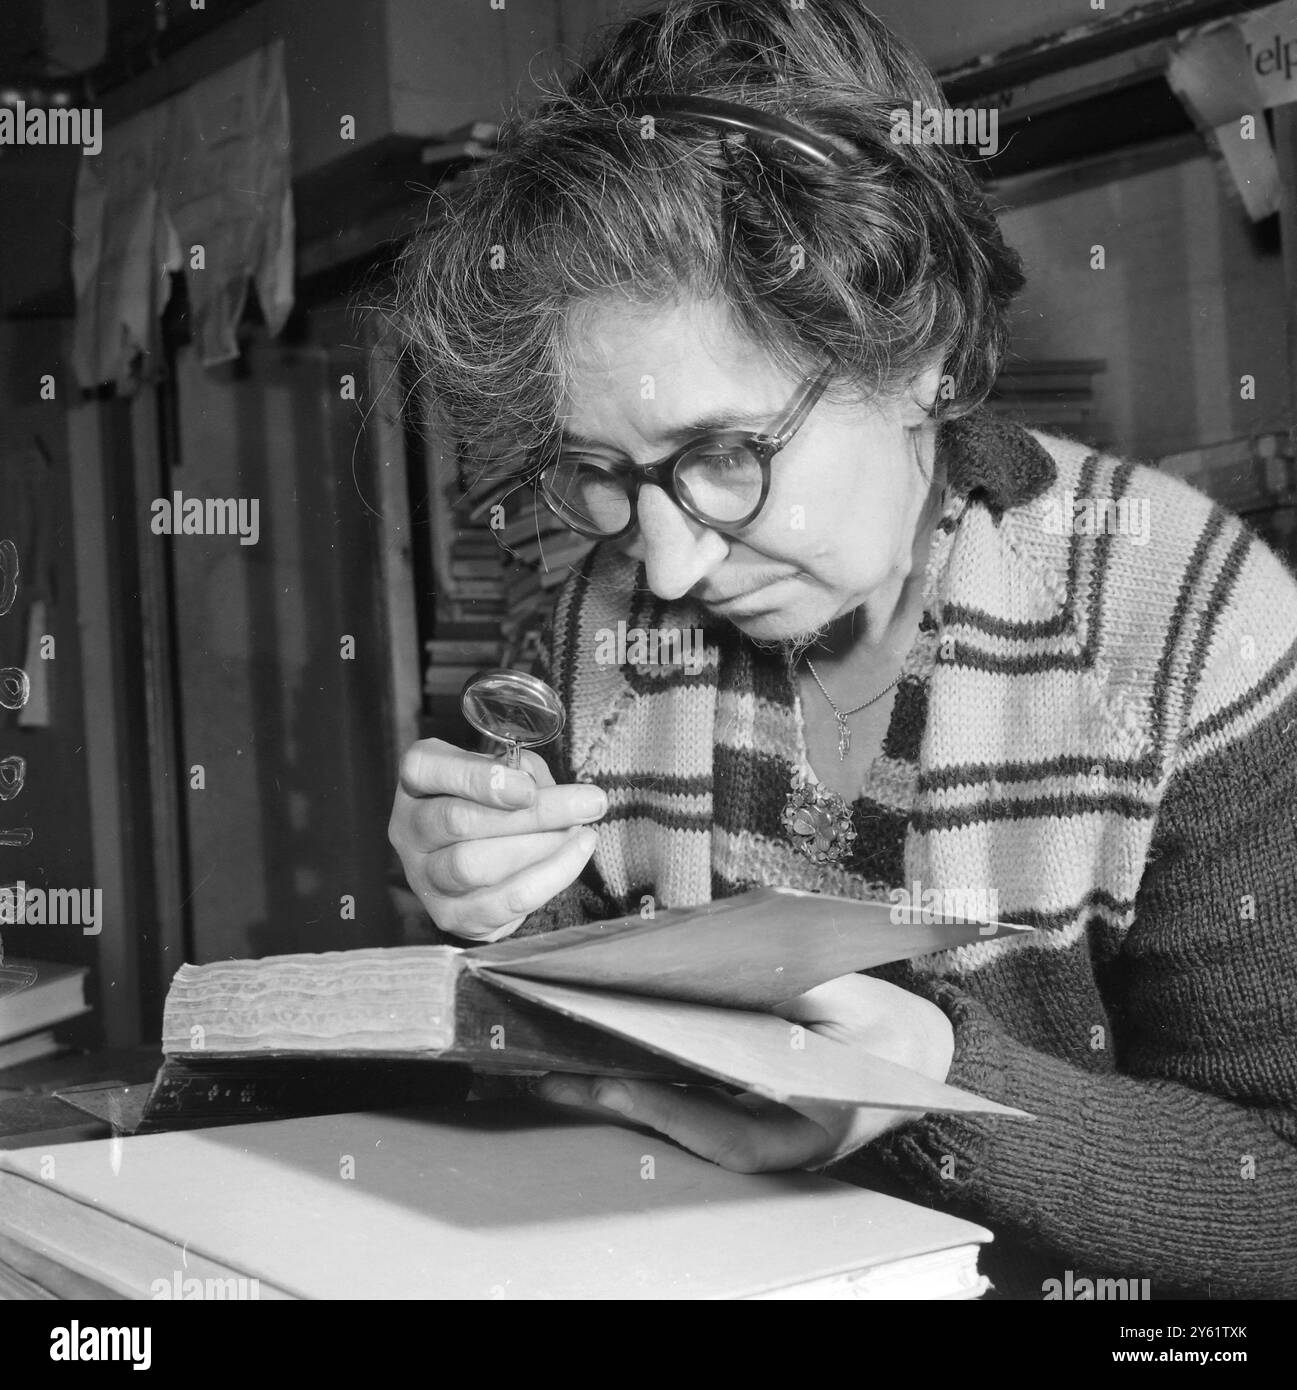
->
[[0, 958, 90, 1071], [987, 359, 1107, 447], [1156, 429, 1297, 568], [419, 120, 499, 173], [421, 462, 595, 743]]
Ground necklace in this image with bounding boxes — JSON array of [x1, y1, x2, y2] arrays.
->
[[803, 657, 902, 761], [780, 657, 902, 868]]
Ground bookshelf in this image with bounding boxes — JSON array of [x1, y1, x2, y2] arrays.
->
[[1156, 430, 1297, 569], [385, 120, 600, 744], [414, 435, 595, 746], [986, 359, 1109, 448]]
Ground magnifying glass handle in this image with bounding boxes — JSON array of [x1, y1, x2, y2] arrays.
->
[[498, 741, 539, 784]]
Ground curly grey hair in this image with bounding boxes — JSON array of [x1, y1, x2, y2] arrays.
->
[[394, 0, 1024, 468]]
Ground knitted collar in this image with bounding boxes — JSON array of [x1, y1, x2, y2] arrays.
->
[[938, 407, 1057, 518]]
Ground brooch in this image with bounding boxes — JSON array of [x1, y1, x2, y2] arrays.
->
[[781, 774, 858, 866]]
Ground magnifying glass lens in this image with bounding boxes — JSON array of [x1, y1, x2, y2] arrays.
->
[[460, 669, 565, 769]]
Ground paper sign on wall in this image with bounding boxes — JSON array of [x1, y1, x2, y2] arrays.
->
[[1168, 20, 1282, 221], [1240, 1, 1297, 109]]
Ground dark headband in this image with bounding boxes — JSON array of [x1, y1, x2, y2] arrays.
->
[[617, 94, 853, 169]]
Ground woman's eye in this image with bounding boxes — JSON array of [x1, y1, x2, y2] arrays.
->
[[694, 448, 749, 471], [558, 453, 619, 474]]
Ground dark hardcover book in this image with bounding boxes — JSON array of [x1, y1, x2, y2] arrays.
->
[[149, 888, 1033, 1127]]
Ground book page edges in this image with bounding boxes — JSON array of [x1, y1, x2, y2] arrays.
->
[[749, 1244, 990, 1300], [160, 946, 462, 1056], [0, 1167, 297, 1299]]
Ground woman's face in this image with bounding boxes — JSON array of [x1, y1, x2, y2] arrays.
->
[[560, 297, 940, 644]]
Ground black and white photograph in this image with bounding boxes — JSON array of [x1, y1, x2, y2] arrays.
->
[[0, 0, 1293, 1341]]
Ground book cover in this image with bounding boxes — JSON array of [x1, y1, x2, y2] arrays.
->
[[0, 960, 90, 1045], [0, 1102, 994, 1300]]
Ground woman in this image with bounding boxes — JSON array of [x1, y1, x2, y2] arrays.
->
[[388, 0, 1297, 1298]]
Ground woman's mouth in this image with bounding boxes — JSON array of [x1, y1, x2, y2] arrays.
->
[[700, 576, 794, 615]]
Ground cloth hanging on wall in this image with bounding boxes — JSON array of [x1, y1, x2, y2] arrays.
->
[[71, 105, 170, 391], [72, 40, 295, 391], [159, 41, 296, 367]]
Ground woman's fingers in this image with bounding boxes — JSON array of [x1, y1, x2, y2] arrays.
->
[[397, 738, 538, 808], [404, 780, 607, 849], [517, 747, 557, 787], [424, 828, 586, 893], [534, 1076, 838, 1172], [421, 825, 600, 942], [388, 734, 608, 939]]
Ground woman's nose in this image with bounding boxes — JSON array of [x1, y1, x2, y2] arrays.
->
[[629, 484, 728, 601]]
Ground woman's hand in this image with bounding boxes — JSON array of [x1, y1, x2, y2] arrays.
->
[[534, 972, 956, 1171], [388, 737, 607, 942]]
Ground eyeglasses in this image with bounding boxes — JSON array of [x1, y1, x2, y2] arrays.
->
[[537, 364, 834, 539], [621, 95, 852, 170]]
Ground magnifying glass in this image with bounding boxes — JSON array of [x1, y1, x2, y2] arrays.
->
[[460, 669, 566, 772]]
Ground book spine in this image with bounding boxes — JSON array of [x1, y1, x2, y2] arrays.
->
[[425, 640, 504, 665], [140, 1055, 471, 1129], [444, 578, 504, 601], [424, 664, 486, 695]]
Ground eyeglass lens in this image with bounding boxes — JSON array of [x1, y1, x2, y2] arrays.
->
[[543, 441, 765, 536]]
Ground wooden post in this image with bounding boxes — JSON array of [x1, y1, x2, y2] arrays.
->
[[362, 316, 422, 767], [1273, 104, 1297, 455], [128, 382, 189, 1024], [66, 397, 140, 1046]]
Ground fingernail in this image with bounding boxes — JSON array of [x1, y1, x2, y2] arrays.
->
[[593, 1083, 632, 1116], [498, 772, 535, 807], [574, 787, 607, 821]]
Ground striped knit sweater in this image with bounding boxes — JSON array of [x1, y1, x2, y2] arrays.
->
[[517, 409, 1297, 1300]]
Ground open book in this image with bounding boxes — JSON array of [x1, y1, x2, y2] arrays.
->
[[149, 887, 1030, 1128]]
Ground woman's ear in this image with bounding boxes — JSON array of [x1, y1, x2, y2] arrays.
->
[[899, 362, 947, 426]]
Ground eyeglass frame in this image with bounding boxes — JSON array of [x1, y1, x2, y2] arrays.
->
[[535, 362, 836, 540], [620, 94, 854, 170]]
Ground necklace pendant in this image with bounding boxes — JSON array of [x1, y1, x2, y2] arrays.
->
[[836, 715, 851, 761]]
